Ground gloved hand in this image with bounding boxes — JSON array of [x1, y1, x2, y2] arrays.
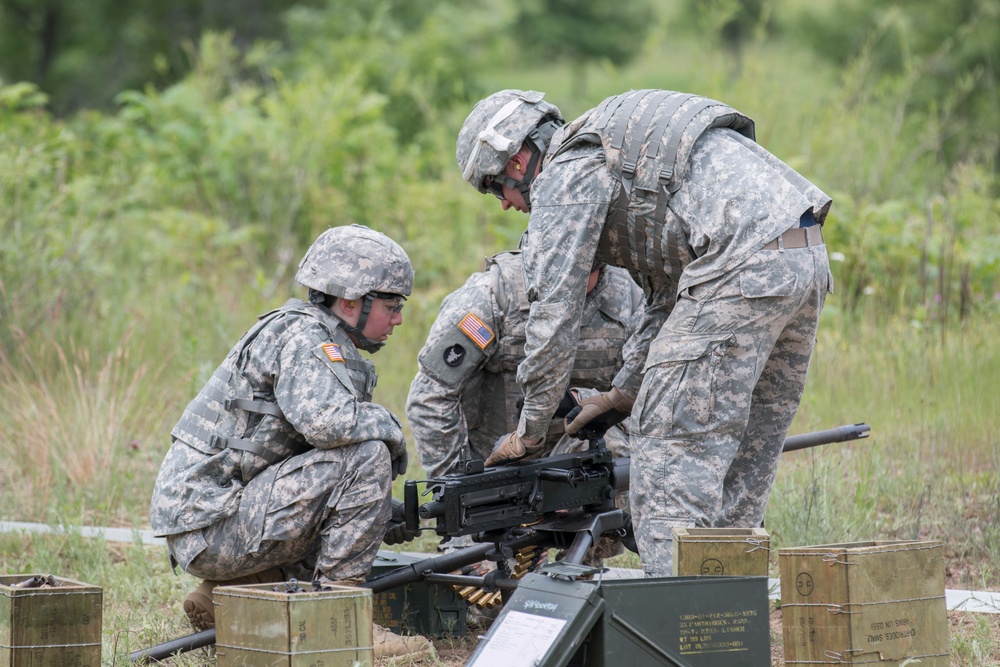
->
[[564, 386, 635, 438], [484, 432, 543, 467], [383, 498, 419, 545], [383, 414, 408, 480], [390, 448, 408, 481]]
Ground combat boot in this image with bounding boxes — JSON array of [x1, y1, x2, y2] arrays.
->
[[323, 577, 434, 661], [183, 568, 284, 632]]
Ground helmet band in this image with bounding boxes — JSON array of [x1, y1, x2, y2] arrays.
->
[[461, 98, 525, 182]]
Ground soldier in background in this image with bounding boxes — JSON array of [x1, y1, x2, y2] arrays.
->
[[406, 248, 643, 477], [456, 89, 833, 576], [149, 224, 432, 661]]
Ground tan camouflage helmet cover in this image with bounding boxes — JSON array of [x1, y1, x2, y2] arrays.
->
[[456, 89, 563, 193], [295, 224, 414, 300]]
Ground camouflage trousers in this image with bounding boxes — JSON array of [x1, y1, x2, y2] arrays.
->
[[631, 244, 830, 577], [173, 441, 392, 583]]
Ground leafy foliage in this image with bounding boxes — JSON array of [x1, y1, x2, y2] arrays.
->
[[677, 0, 775, 62], [790, 0, 1000, 166], [0, 0, 324, 114], [283, 0, 504, 141], [513, 0, 655, 98]]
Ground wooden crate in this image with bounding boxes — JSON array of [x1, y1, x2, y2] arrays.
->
[[779, 541, 950, 665], [671, 527, 770, 577], [0, 574, 102, 667], [215, 582, 373, 667]]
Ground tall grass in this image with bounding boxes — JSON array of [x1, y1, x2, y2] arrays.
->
[[767, 315, 1000, 588], [0, 334, 180, 527]]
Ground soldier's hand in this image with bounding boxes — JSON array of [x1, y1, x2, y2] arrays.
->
[[383, 415, 408, 480], [383, 498, 419, 545], [484, 432, 543, 467], [390, 448, 408, 480], [564, 386, 635, 437]]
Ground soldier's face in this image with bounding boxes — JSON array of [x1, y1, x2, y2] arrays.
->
[[361, 296, 404, 343], [498, 182, 528, 213]]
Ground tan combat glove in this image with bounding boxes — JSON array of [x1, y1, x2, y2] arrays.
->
[[564, 386, 635, 437], [484, 432, 543, 467]]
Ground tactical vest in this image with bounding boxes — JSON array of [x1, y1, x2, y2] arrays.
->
[[548, 90, 756, 291], [470, 251, 633, 447], [170, 300, 374, 483]]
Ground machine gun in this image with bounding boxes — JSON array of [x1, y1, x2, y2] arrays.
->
[[130, 422, 870, 663], [407, 422, 870, 545]]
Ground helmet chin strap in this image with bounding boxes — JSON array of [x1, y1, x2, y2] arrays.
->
[[309, 290, 385, 354]]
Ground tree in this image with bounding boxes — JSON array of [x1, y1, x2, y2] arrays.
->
[[283, 0, 506, 142], [791, 0, 999, 171], [512, 0, 655, 99], [677, 0, 775, 74], [0, 0, 321, 115]]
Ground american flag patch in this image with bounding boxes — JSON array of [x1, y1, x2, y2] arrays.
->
[[321, 343, 344, 363], [458, 313, 495, 350]]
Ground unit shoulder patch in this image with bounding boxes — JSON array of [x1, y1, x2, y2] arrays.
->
[[457, 313, 495, 350], [443, 343, 466, 367]]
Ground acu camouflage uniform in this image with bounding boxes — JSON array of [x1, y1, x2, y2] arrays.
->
[[466, 90, 833, 576], [406, 250, 641, 479], [150, 298, 397, 583]]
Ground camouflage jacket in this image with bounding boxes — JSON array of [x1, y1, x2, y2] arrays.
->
[[150, 298, 403, 537], [515, 90, 833, 439]]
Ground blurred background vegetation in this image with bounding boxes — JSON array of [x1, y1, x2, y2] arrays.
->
[[1, 0, 998, 591]]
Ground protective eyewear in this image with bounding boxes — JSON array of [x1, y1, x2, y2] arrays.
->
[[373, 292, 406, 314], [483, 176, 505, 200]]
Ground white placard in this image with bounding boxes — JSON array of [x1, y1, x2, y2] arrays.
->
[[468, 610, 569, 667]]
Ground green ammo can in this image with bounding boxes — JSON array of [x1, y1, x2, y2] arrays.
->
[[366, 551, 467, 638], [468, 572, 771, 667]]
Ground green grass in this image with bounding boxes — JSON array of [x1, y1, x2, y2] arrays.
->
[[766, 314, 1000, 587], [5, 279, 995, 664]]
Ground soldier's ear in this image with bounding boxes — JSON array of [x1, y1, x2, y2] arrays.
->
[[507, 151, 529, 178]]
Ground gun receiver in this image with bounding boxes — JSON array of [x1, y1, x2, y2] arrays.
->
[[405, 442, 629, 539]]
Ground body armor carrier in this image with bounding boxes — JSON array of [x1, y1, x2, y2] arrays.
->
[[469, 251, 633, 448], [171, 300, 374, 484], [548, 90, 756, 291]]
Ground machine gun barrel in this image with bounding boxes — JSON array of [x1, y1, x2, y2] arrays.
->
[[782, 422, 870, 452], [410, 424, 869, 539]]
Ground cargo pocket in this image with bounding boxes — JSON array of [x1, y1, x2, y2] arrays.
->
[[739, 257, 798, 298], [332, 477, 385, 512], [168, 529, 209, 572], [640, 331, 735, 437], [644, 518, 691, 577]]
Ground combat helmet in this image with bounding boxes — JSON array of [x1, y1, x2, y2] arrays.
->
[[296, 224, 413, 352], [456, 89, 563, 209]]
